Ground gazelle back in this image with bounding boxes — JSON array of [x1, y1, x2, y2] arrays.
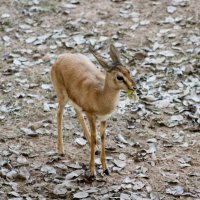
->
[[51, 44, 137, 177]]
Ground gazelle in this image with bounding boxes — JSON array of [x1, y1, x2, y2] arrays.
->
[[51, 44, 137, 177]]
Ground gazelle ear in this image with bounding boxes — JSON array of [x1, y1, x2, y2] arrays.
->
[[90, 48, 110, 70], [110, 44, 121, 64]]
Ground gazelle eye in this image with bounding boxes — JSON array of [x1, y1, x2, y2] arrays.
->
[[117, 75, 124, 81]]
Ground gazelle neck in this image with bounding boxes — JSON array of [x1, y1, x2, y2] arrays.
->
[[97, 73, 120, 115]]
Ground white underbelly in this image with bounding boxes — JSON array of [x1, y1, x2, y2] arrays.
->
[[97, 113, 112, 121]]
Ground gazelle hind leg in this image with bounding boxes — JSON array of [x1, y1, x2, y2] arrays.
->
[[76, 110, 91, 145], [57, 90, 68, 155], [51, 69, 68, 155]]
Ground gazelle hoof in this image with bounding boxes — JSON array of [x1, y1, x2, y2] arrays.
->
[[85, 170, 96, 180], [104, 169, 109, 176], [58, 150, 65, 156], [95, 150, 100, 155], [89, 175, 96, 180]]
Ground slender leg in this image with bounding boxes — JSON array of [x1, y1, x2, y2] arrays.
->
[[56, 90, 68, 155], [100, 121, 109, 175], [75, 110, 91, 145], [51, 70, 68, 156], [86, 113, 96, 177], [57, 103, 65, 155]]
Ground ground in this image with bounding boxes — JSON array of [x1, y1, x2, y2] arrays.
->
[[0, 0, 200, 199]]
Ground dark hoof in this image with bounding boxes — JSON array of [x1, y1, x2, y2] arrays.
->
[[104, 169, 109, 176], [89, 175, 96, 180], [59, 153, 65, 157], [95, 150, 100, 155], [85, 170, 96, 180]]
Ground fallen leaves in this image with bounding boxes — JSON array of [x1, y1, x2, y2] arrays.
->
[[65, 170, 83, 180], [167, 6, 177, 14], [113, 159, 126, 169], [41, 165, 56, 174], [116, 133, 129, 145], [73, 191, 89, 199]]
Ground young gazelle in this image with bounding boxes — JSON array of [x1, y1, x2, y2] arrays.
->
[[51, 44, 137, 177]]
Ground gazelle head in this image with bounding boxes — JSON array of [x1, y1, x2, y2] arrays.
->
[[91, 44, 137, 91]]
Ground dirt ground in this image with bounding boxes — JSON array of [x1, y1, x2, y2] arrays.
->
[[0, 0, 200, 199]]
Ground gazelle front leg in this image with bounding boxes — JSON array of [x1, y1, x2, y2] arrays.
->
[[100, 121, 109, 175], [86, 113, 97, 177]]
